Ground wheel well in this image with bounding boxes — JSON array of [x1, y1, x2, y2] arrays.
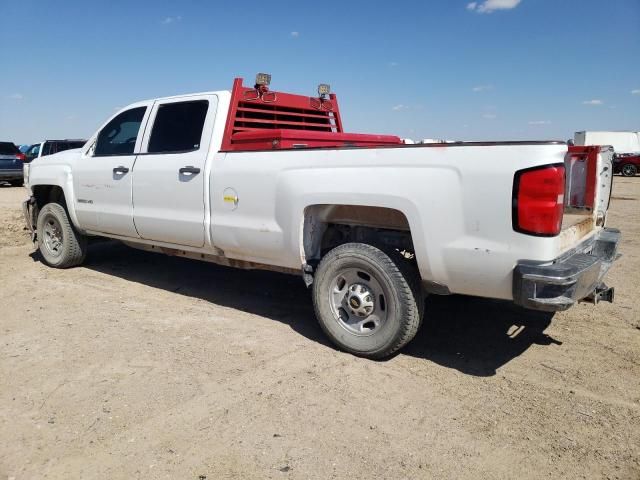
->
[[303, 205, 415, 265], [32, 185, 66, 209]]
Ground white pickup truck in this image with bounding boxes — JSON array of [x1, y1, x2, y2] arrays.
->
[[23, 75, 620, 358]]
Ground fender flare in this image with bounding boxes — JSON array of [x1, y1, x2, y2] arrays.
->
[[29, 169, 83, 232]]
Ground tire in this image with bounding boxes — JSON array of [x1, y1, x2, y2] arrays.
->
[[9, 179, 23, 187], [621, 164, 637, 177], [36, 202, 87, 268], [312, 243, 424, 359]]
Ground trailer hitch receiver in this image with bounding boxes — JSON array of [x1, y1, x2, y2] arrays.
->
[[582, 283, 615, 305]]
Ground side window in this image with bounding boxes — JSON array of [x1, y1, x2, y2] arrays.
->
[[41, 142, 52, 157], [95, 107, 147, 156], [148, 100, 208, 154], [26, 144, 41, 158]]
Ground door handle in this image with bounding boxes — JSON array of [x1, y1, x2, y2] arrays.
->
[[113, 166, 129, 174], [179, 166, 201, 175]]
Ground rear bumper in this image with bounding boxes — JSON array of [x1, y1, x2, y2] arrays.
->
[[513, 228, 620, 312], [0, 169, 23, 180]]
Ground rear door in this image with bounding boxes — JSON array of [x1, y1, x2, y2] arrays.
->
[[132, 94, 217, 247], [73, 104, 152, 236]]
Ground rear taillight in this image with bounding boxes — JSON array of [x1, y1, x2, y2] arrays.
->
[[512, 163, 565, 236], [16, 153, 26, 161]]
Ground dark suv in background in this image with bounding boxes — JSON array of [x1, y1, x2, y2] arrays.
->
[[0, 142, 26, 186]]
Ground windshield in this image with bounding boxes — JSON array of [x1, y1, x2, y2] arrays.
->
[[26, 144, 41, 157], [0, 142, 19, 155]]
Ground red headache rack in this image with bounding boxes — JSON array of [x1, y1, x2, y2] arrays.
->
[[220, 76, 402, 152]]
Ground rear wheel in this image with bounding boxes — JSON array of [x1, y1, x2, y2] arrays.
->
[[37, 202, 87, 268], [312, 243, 423, 359], [621, 164, 637, 177], [8, 179, 23, 186]]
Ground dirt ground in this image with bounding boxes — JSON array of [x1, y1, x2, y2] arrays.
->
[[0, 178, 638, 480]]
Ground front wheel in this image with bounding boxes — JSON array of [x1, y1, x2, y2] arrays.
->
[[36, 202, 87, 268], [312, 243, 424, 359], [621, 164, 637, 177]]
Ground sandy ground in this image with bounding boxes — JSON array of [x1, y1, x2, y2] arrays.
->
[[0, 178, 638, 480]]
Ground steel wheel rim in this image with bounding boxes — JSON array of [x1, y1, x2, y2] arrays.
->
[[328, 267, 391, 337], [622, 165, 636, 176], [42, 214, 64, 258]]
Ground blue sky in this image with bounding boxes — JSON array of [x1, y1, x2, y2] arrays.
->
[[1, 0, 638, 144]]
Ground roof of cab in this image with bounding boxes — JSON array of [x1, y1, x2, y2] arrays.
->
[[130, 90, 231, 106]]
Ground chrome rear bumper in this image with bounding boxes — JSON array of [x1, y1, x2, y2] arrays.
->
[[513, 228, 620, 312]]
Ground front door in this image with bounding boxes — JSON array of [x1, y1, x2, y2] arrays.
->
[[132, 95, 216, 247], [73, 104, 151, 237]]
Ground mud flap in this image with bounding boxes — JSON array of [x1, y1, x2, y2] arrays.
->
[[22, 197, 37, 243]]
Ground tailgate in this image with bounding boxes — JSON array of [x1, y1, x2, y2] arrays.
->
[[561, 145, 613, 247]]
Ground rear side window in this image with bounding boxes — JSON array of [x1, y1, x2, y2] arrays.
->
[[0, 142, 19, 155], [148, 101, 208, 154], [57, 141, 85, 153], [41, 142, 54, 156], [95, 107, 147, 156], [66, 141, 86, 150]]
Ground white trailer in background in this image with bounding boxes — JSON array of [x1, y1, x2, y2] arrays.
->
[[574, 131, 640, 154]]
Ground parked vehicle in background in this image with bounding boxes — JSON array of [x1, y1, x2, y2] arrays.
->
[[18, 145, 31, 153], [613, 153, 640, 177], [24, 139, 86, 163], [22, 75, 621, 358], [574, 131, 640, 177], [0, 142, 27, 186]]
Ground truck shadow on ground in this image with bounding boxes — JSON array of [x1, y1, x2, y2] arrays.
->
[[405, 295, 558, 375], [52, 240, 559, 377]]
